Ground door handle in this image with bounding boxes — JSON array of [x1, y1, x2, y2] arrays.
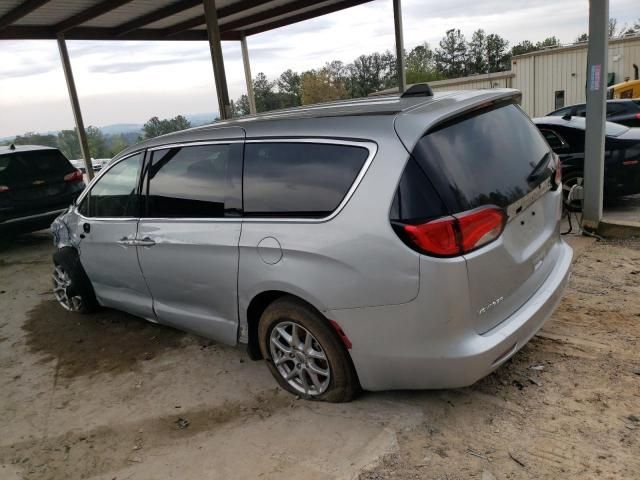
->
[[117, 237, 135, 246], [136, 237, 156, 247]]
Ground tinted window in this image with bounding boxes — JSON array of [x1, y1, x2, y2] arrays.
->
[[413, 104, 551, 211], [540, 129, 566, 150], [0, 149, 73, 184], [146, 144, 242, 218], [606, 103, 626, 116], [390, 157, 447, 222], [243, 142, 369, 217], [82, 153, 142, 217], [549, 106, 571, 117]]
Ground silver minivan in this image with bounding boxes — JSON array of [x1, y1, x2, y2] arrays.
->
[[51, 87, 572, 402]]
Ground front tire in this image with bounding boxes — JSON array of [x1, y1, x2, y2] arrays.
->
[[258, 297, 358, 402]]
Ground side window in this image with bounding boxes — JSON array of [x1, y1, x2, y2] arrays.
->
[[390, 157, 447, 222], [145, 144, 242, 218], [80, 153, 142, 218], [575, 106, 587, 117], [243, 142, 369, 217], [549, 107, 571, 117], [539, 129, 567, 150], [606, 103, 625, 116]]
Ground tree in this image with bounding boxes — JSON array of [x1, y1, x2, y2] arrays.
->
[[141, 115, 191, 140], [435, 29, 468, 78], [576, 33, 589, 42], [405, 43, 442, 84], [57, 130, 81, 159], [536, 36, 560, 49], [608, 17, 619, 38], [85, 126, 108, 158], [347, 51, 396, 97], [277, 69, 302, 106], [511, 40, 538, 57], [467, 29, 488, 74], [231, 94, 251, 117], [486, 33, 510, 72], [300, 68, 347, 105], [12, 132, 58, 149]]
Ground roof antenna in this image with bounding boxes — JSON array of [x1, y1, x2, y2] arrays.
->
[[9, 143, 15, 150]]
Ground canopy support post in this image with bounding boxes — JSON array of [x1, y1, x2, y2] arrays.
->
[[57, 33, 94, 179], [240, 32, 257, 115], [393, 0, 406, 93], [203, 0, 231, 119], [582, 0, 609, 230]]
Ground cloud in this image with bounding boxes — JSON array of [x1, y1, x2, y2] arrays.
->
[[0, 0, 638, 137]]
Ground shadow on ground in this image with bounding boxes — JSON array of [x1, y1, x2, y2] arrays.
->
[[23, 300, 187, 379]]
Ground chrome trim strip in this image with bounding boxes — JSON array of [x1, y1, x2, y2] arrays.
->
[[1, 208, 66, 224], [506, 178, 552, 220], [148, 139, 244, 151]]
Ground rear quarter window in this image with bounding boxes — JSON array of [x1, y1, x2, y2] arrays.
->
[[412, 104, 551, 212], [243, 142, 370, 217]]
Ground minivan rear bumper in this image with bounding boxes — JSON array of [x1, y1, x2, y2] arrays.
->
[[330, 240, 573, 391]]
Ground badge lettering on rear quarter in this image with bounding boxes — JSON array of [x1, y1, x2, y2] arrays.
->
[[478, 296, 504, 316]]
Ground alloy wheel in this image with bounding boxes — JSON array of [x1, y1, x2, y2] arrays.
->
[[269, 321, 331, 396], [52, 265, 83, 312]]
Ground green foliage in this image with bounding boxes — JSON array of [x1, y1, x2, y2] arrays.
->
[[536, 36, 560, 49], [12, 132, 58, 148], [141, 115, 191, 140], [486, 33, 510, 72], [511, 40, 538, 57], [300, 67, 348, 105], [467, 30, 488, 74], [435, 29, 468, 78]]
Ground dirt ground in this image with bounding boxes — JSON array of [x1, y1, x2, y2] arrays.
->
[[1, 231, 639, 480]]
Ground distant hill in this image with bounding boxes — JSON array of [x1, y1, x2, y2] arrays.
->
[[186, 112, 218, 127], [1, 111, 220, 141], [99, 123, 142, 135]]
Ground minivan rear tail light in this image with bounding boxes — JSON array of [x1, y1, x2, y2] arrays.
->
[[401, 206, 506, 257], [0, 185, 9, 193], [64, 169, 83, 183], [636, 113, 640, 120]]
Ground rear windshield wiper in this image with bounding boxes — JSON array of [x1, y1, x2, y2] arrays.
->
[[527, 152, 552, 182]]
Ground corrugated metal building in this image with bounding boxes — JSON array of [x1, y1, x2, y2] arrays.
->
[[372, 35, 640, 117], [513, 35, 640, 116]]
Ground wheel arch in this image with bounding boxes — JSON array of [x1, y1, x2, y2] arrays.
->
[[244, 289, 351, 363]]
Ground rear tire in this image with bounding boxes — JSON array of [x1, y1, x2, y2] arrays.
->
[[258, 296, 359, 402], [52, 247, 98, 314]]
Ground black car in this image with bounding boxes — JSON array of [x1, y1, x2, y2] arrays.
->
[[533, 116, 640, 210], [547, 99, 640, 127], [0, 144, 85, 234]]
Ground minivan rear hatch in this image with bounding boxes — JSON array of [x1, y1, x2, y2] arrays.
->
[[399, 100, 562, 333]]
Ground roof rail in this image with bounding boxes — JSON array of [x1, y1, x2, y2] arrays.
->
[[401, 83, 434, 98]]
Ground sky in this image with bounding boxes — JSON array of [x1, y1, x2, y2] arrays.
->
[[0, 0, 638, 137]]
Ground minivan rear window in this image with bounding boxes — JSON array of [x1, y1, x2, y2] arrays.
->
[[243, 142, 369, 217], [0, 149, 73, 184], [412, 104, 551, 211]]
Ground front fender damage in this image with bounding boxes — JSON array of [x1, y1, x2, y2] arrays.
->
[[51, 207, 81, 250]]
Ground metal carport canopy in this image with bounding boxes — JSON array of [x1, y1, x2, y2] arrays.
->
[[0, 0, 375, 41], [0, 0, 390, 179]]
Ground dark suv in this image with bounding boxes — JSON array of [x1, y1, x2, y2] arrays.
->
[[547, 99, 640, 127], [0, 144, 85, 234]]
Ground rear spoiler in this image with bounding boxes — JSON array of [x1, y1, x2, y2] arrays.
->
[[394, 89, 522, 154]]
